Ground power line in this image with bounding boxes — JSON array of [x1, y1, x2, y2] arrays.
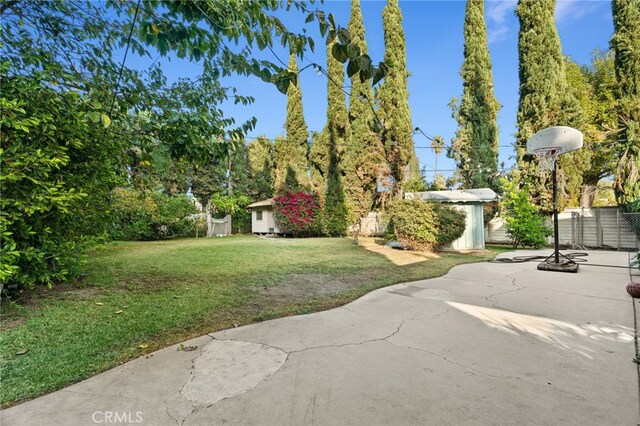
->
[[107, 0, 141, 118]]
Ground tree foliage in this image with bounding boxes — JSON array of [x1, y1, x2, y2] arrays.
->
[[309, 38, 350, 188], [308, 38, 351, 236], [108, 188, 196, 241], [342, 0, 386, 223], [515, 0, 588, 213], [450, 0, 500, 191], [564, 52, 618, 206], [277, 53, 310, 191], [377, 0, 417, 195], [501, 177, 552, 249], [247, 136, 276, 200], [610, 0, 640, 206]]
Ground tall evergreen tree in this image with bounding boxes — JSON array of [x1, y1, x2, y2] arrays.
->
[[308, 37, 350, 235], [228, 141, 251, 196], [247, 136, 275, 200], [273, 135, 291, 191], [343, 0, 386, 223], [377, 0, 417, 196], [451, 0, 500, 191], [277, 53, 309, 192], [323, 132, 349, 236], [309, 38, 350, 192], [515, 0, 587, 213], [308, 131, 327, 193], [610, 0, 640, 206]]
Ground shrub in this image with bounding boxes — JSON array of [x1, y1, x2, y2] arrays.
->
[[432, 203, 467, 247], [387, 199, 466, 251], [108, 188, 196, 240], [501, 178, 552, 249], [273, 191, 321, 237], [153, 193, 197, 237], [1, 72, 117, 290]]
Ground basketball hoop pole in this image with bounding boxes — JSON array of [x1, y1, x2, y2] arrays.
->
[[537, 160, 578, 272], [552, 161, 560, 265]]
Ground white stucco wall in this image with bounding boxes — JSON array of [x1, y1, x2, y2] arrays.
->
[[251, 208, 280, 234]]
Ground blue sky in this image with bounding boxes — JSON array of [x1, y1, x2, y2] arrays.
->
[[148, 0, 614, 180]]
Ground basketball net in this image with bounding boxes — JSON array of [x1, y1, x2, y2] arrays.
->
[[533, 147, 561, 171]]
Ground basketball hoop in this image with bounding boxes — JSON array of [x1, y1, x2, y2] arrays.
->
[[526, 126, 584, 273], [533, 147, 561, 171]]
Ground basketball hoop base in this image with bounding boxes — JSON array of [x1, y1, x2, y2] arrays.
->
[[537, 261, 579, 273], [537, 253, 579, 273]]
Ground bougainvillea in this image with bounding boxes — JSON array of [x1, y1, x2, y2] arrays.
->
[[273, 191, 322, 237]]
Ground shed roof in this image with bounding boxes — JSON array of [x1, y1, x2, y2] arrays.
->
[[246, 198, 274, 208], [406, 188, 499, 203]]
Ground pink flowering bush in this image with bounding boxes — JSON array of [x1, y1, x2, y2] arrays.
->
[[273, 191, 322, 237]]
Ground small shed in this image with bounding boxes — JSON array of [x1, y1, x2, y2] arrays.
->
[[405, 188, 499, 250], [246, 198, 281, 234]]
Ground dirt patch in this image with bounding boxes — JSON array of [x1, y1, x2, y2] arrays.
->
[[2, 279, 102, 306], [357, 237, 440, 266], [259, 273, 367, 302], [1, 280, 104, 329]]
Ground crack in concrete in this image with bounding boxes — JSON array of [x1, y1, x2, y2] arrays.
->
[[339, 305, 362, 315], [176, 337, 211, 425], [485, 286, 528, 310], [180, 405, 200, 426], [286, 319, 409, 355], [164, 400, 180, 426], [387, 341, 588, 401], [442, 275, 511, 285]]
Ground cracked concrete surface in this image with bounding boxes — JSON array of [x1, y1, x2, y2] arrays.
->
[[1, 250, 638, 425]]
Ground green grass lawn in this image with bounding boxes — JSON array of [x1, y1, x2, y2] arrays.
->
[[0, 236, 509, 407]]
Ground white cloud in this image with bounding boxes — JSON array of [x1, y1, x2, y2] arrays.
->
[[555, 0, 602, 23], [484, 0, 605, 43], [486, 0, 517, 44]]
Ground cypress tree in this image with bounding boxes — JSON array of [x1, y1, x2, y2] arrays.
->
[[343, 0, 385, 222], [247, 136, 275, 200], [610, 0, 640, 206], [308, 131, 327, 193], [273, 135, 289, 191], [309, 38, 350, 189], [308, 37, 350, 235], [228, 141, 251, 196], [377, 0, 416, 196], [277, 53, 309, 192], [451, 0, 500, 191], [515, 0, 587, 213], [323, 132, 349, 236]]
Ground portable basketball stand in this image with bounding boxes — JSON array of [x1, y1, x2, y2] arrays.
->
[[527, 126, 584, 273]]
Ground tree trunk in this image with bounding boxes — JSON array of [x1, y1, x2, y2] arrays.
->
[[205, 200, 213, 238], [579, 184, 596, 208]]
